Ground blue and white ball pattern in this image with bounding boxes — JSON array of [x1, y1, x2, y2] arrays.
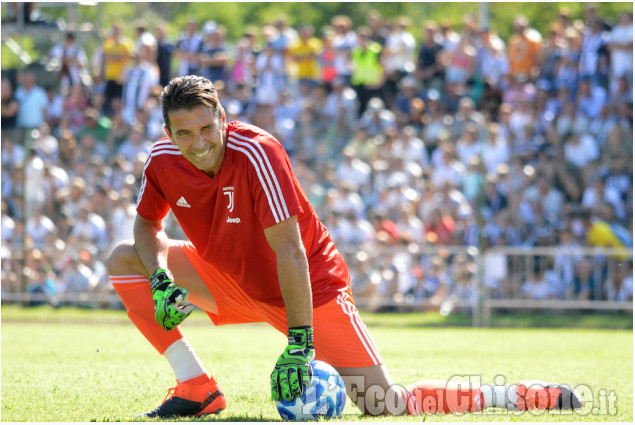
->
[[275, 360, 347, 421]]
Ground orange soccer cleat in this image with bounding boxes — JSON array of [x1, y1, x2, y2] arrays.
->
[[513, 381, 584, 410], [141, 376, 227, 418]]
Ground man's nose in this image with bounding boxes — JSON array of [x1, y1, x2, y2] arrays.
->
[[192, 132, 206, 149]]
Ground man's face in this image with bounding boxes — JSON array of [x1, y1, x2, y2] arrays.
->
[[165, 105, 227, 177]]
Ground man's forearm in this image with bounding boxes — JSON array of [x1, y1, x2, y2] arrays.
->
[[133, 215, 169, 277], [277, 247, 313, 328]]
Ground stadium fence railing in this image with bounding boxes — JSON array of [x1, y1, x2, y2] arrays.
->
[[1, 244, 632, 326]]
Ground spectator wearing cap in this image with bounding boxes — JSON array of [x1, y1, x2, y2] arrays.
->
[[437, 20, 460, 52], [79, 108, 111, 143], [393, 76, 425, 127], [366, 10, 388, 47], [358, 97, 396, 137], [101, 22, 133, 115], [175, 20, 203, 76], [15, 69, 49, 131], [199, 21, 229, 84], [507, 15, 543, 81], [331, 15, 357, 86], [133, 22, 157, 55], [350, 27, 384, 116]]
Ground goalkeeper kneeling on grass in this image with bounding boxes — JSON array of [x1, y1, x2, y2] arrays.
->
[[107, 75, 583, 418]]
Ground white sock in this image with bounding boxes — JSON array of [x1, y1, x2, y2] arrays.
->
[[480, 384, 518, 409], [164, 338, 207, 383]]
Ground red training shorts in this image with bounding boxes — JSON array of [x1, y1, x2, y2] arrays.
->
[[179, 241, 383, 368]]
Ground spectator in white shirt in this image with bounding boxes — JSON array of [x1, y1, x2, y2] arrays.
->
[[25, 209, 56, 249], [603, 262, 633, 301], [564, 132, 599, 168], [117, 123, 152, 162], [522, 268, 555, 300], [455, 123, 482, 167], [431, 148, 464, 189], [335, 147, 372, 193], [481, 123, 510, 174], [70, 203, 108, 250], [581, 175, 626, 222], [608, 11, 633, 82]]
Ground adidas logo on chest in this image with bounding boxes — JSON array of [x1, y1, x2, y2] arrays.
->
[[176, 196, 191, 208]]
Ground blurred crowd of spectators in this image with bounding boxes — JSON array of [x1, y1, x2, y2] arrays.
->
[[1, 4, 632, 309]]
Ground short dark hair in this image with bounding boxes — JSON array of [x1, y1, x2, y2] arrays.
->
[[161, 76, 222, 131]]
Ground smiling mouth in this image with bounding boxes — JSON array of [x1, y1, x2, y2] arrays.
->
[[192, 146, 212, 158]]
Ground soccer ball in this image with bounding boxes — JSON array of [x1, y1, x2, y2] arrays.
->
[[274, 360, 347, 421]]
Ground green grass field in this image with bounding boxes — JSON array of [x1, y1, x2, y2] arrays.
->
[[1, 306, 632, 422]]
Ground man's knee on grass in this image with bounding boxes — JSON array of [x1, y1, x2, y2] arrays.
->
[[345, 379, 413, 416], [107, 240, 143, 275]]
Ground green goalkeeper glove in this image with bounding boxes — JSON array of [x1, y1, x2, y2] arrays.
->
[[271, 326, 315, 401], [149, 269, 194, 331]]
